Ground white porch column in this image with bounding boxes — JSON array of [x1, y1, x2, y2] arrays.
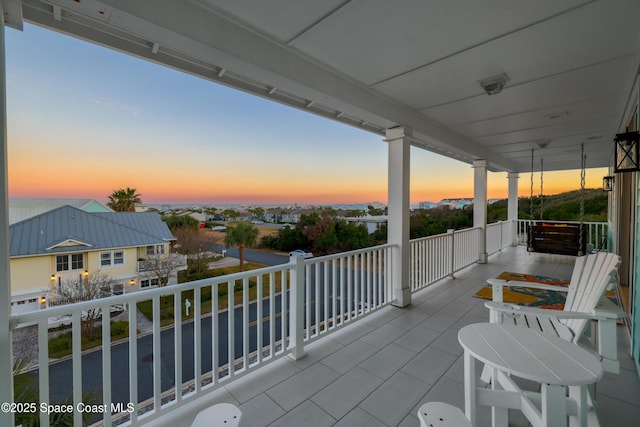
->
[[386, 126, 411, 307], [0, 4, 14, 425], [473, 160, 488, 263], [507, 172, 519, 246]]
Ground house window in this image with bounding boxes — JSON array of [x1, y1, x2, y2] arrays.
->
[[71, 253, 84, 270], [146, 245, 165, 256], [56, 254, 84, 272], [140, 278, 159, 288], [100, 251, 125, 267], [56, 255, 69, 271], [100, 252, 112, 266]]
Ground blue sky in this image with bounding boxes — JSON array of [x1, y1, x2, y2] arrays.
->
[[5, 23, 598, 205]]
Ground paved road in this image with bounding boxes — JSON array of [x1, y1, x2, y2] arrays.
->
[[210, 244, 289, 266]]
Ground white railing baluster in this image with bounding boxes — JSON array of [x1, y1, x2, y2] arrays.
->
[[152, 296, 161, 412], [257, 274, 263, 365], [194, 287, 202, 394], [128, 303, 138, 424], [269, 272, 275, 358], [305, 265, 311, 340], [281, 272, 287, 353], [347, 255, 352, 321], [242, 277, 249, 371], [102, 304, 112, 426], [38, 318, 49, 427], [212, 285, 219, 386], [324, 261, 329, 332], [331, 259, 337, 330], [339, 257, 345, 324], [174, 292, 182, 403], [72, 311, 82, 427], [315, 261, 320, 337], [227, 280, 235, 377]]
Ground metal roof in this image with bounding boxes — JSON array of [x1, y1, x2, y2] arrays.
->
[[8, 198, 112, 225], [9, 205, 174, 257]]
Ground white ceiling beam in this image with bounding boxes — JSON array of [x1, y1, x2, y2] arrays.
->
[[2, 0, 23, 30]]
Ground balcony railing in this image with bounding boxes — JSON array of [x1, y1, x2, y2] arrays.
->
[[8, 221, 520, 426], [9, 244, 394, 426], [410, 227, 482, 291], [137, 254, 188, 273]]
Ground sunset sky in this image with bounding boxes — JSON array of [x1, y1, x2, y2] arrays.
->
[[6, 24, 606, 206]]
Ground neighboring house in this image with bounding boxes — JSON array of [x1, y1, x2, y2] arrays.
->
[[343, 215, 388, 234], [8, 205, 187, 314]]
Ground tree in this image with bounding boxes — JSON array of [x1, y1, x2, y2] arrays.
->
[[107, 187, 142, 212], [248, 207, 265, 221], [53, 272, 116, 339], [224, 222, 259, 271], [222, 209, 240, 222], [140, 254, 184, 287]]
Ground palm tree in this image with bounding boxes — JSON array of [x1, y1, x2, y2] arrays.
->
[[224, 222, 259, 271], [107, 187, 142, 212]]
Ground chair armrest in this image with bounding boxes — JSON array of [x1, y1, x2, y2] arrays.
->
[[484, 301, 616, 321], [593, 298, 625, 319], [487, 278, 570, 293]]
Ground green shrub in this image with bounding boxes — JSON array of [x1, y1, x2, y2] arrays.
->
[[49, 333, 72, 357], [110, 321, 129, 338]]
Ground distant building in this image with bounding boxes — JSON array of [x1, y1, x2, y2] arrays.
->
[[344, 215, 387, 234], [9, 205, 187, 314]]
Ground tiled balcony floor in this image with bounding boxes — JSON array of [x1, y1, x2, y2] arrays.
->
[[153, 246, 640, 427]]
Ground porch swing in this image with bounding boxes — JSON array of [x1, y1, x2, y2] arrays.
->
[[527, 145, 588, 256]]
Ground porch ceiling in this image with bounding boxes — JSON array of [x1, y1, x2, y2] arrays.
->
[[12, 0, 640, 172]]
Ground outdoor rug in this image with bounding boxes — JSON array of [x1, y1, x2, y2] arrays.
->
[[474, 271, 618, 310]]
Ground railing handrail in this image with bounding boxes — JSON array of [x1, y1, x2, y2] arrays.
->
[[10, 262, 294, 326], [300, 242, 396, 264], [409, 225, 482, 244], [516, 218, 606, 225]]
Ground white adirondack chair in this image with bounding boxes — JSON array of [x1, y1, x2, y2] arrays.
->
[[485, 252, 623, 373], [191, 403, 241, 427]]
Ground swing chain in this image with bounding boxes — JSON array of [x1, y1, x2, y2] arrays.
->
[[528, 149, 534, 251], [578, 143, 586, 256], [540, 158, 544, 220]]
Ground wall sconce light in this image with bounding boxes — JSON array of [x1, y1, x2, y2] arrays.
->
[[50, 274, 55, 282], [614, 131, 640, 173], [603, 176, 614, 191], [83, 270, 89, 277], [40, 297, 47, 304], [129, 279, 135, 286], [479, 73, 509, 95]]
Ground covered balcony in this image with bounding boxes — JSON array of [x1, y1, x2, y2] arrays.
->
[[1, 1, 640, 426], [8, 238, 639, 426]]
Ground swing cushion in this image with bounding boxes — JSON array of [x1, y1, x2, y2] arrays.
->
[[530, 223, 587, 256]]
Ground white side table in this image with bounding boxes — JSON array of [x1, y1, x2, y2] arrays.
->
[[458, 323, 602, 427]]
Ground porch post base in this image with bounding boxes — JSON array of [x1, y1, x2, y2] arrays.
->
[[478, 252, 488, 264], [391, 287, 412, 308]]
